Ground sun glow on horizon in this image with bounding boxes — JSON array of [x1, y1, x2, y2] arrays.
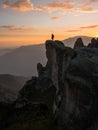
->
[[0, 0, 98, 48]]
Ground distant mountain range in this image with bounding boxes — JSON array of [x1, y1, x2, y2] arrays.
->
[[0, 36, 93, 76], [0, 74, 28, 102]]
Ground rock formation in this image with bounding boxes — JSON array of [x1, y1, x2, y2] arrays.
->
[[1, 38, 98, 130], [88, 38, 98, 48], [46, 40, 98, 130], [74, 38, 85, 49]]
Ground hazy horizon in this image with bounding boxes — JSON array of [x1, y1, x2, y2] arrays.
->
[[0, 35, 94, 49]]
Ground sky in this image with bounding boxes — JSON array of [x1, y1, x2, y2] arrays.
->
[[0, 0, 98, 48]]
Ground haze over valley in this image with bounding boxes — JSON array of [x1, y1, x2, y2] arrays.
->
[[0, 36, 92, 77]]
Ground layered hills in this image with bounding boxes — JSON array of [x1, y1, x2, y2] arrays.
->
[[0, 74, 28, 103], [0, 36, 92, 76]]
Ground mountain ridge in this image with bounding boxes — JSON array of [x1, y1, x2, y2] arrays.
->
[[63, 35, 93, 47]]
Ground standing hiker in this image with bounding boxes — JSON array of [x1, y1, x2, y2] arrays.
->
[[51, 33, 54, 41]]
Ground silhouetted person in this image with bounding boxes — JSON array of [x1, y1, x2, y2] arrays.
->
[[51, 33, 54, 41]]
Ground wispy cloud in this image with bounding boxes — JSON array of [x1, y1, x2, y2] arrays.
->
[[2, 0, 98, 13], [2, 0, 34, 11], [78, 0, 98, 13], [78, 6, 97, 13], [89, 0, 98, 3], [66, 24, 98, 33], [36, 0, 74, 13], [66, 29, 81, 32], [0, 25, 36, 32], [36, 0, 98, 14], [51, 16, 60, 20], [80, 25, 98, 29]]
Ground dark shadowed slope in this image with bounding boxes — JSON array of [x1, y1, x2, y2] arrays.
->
[[0, 48, 13, 56], [0, 74, 28, 102]]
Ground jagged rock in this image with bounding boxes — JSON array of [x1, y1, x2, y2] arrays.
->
[[46, 40, 76, 90], [45, 40, 98, 130], [74, 38, 84, 49], [88, 38, 98, 48], [0, 75, 56, 130], [37, 63, 44, 78], [0, 64, 56, 130], [15, 71, 56, 111]]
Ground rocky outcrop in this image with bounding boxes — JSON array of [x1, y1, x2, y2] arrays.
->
[[74, 38, 85, 49], [0, 65, 56, 130], [45, 40, 98, 130], [1, 38, 98, 130], [88, 38, 98, 48]]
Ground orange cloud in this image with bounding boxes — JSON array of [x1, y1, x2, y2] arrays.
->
[[36, 0, 98, 14], [89, 0, 98, 3], [2, 0, 34, 11], [2, 0, 98, 14], [79, 7, 97, 13], [51, 16, 60, 20], [36, 1, 74, 13], [78, 0, 98, 13], [80, 25, 98, 29], [66, 29, 81, 32]]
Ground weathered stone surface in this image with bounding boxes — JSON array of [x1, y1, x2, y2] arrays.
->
[[45, 40, 98, 130]]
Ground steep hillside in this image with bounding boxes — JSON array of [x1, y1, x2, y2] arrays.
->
[[0, 74, 28, 102]]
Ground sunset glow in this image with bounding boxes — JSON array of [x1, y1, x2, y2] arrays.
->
[[0, 0, 98, 48]]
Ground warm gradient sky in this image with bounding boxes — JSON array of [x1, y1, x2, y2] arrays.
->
[[0, 0, 98, 48]]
